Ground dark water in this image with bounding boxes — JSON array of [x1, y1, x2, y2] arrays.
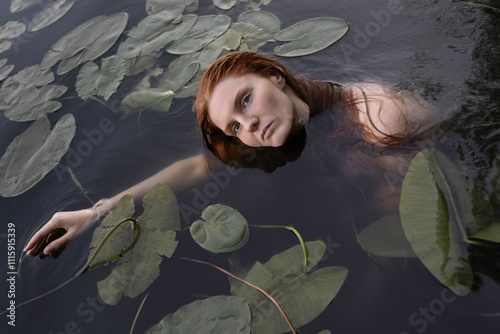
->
[[1, 0, 500, 333]]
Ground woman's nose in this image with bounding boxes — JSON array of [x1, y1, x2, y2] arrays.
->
[[241, 115, 259, 133]]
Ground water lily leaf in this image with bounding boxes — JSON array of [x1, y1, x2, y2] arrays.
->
[[238, 10, 280, 41], [0, 82, 39, 109], [213, 0, 236, 10], [203, 28, 242, 50], [0, 40, 12, 53], [146, 0, 198, 14], [230, 21, 269, 51], [145, 295, 251, 333], [121, 89, 174, 112], [0, 114, 76, 197], [157, 54, 200, 92], [41, 13, 128, 75], [10, 0, 40, 13], [88, 195, 136, 267], [0, 63, 14, 82], [117, 9, 194, 59], [97, 184, 180, 305], [28, 0, 75, 32], [232, 241, 348, 333], [190, 204, 249, 253], [166, 15, 231, 55], [76, 55, 125, 101], [124, 52, 159, 76], [0, 21, 26, 39], [5, 84, 67, 122], [400, 149, 473, 296], [358, 214, 417, 258], [2, 64, 54, 88], [274, 17, 348, 57], [470, 223, 500, 243]]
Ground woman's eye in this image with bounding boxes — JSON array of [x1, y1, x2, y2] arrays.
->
[[242, 95, 250, 107], [232, 122, 241, 134]]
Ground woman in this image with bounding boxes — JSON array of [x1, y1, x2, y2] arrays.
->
[[24, 51, 436, 256]]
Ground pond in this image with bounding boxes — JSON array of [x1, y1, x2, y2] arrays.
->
[[1, 0, 500, 333]]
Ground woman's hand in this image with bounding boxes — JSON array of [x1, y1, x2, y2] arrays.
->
[[24, 199, 111, 255]]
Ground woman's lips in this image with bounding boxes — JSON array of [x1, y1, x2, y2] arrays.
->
[[261, 121, 273, 141]]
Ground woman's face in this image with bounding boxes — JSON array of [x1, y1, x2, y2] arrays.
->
[[207, 72, 308, 147]]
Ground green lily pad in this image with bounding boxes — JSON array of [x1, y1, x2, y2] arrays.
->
[[190, 204, 249, 253], [88, 195, 136, 268], [157, 54, 200, 92], [124, 52, 159, 76], [0, 82, 40, 110], [96, 184, 180, 305], [5, 84, 67, 122], [274, 17, 349, 57], [146, 0, 199, 14], [28, 0, 75, 32], [230, 21, 269, 51], [10, 0, 40, 13], [237, 10, 280, 40], [203, 28, 242, 50], [0, 21, 26, 39], [76, 55, 125, 101], [213, 0, 236, 10], [41, 13, 128, 75], [117, 9, 194, 59], [2, 64, 54, 88], [400, 149, 473, 296], [145, 296, 251, 334], [121, 88, 174, 112], [358, 214, 417, 258], [0, 114, 76, 197], [166, 15, 231, 55], [231, 241, 348, 333]]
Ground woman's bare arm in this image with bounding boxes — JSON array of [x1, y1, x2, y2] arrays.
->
[[24, 153, 211, 255]]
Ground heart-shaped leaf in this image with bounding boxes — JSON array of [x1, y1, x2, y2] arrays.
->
[[76, 55, 125, 101]]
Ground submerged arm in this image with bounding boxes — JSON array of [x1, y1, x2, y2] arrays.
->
[[24, 153, 211, 255]]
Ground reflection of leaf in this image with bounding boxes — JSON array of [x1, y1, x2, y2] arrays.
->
[[76, 56, 125, 101], [232, 241, 348, 333], [400, 149, 473, 296], [121, 89, 174, 112], [0, 114, 76, 197], [190, 204, 249, 253], [5, 84, 67, 122], [274, 18, 348, 57], [146, 0, 199, 14], [28, 0, 75, 32], [96, 184, 180, 305], [117, 10, 195, 59], [41, 13, 128, 75], [166, 15, 231, 55], [358, 214, 417, 258], [213, 0, 237, 10], [0, 20, 25, 39], [145, 296, 251, 333]]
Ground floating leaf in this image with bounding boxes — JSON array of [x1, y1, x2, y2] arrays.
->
[[232, 241, 348, 333], [117, 9, 194, 59], [470, 223, 500, 243], [124, 52, 159, 76], [213, 0, 236, 10], [146, 0, 199, 14], [96, 184, 181, 305], [203, 28, 242, 50], [2, 64, 54, 87], [145, 296, 251, 333], [88, 195, 136, 268], [10, 0, 40, 13], [400, 149, 473, 296], [157, 54, 200, 91], [230, 21, 269, 51], [0, 82, 39, 109], [76, 55, 125, 101], [5, 84, 67, 122], [0, 62, 14, 82], [238, 10, 280, 40], [274, 17, 348, 57], [0, 40, 12, 53], [0, 114, 76, 197], [166, 15, 231, 54], [28, 0, 75, 32], [121, 89, 174, 112], [0, 21, 26, 39], [358, 214, 417, 258], [41, 13, 128, 75], [190, 204, 249, 253]]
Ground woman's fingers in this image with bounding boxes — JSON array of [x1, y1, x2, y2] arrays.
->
[[24, 213, 67, 254], [43, 230, 75, 254]]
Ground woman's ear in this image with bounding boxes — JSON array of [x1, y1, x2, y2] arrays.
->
[[269, 68, 286, 90]]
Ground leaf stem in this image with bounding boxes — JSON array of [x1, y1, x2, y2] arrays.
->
[[130, 292, 149, 334]]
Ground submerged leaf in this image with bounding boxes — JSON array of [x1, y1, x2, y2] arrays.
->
[[76, 55, 125, 100], [41, 13, 128, 75], [232, 241, 348, 333], [0, 21, 26, 39], [145, 296, 251, 333], [0, 114, 76, 197], [358, 214, 417, 258], [28, 0, 75, 32], [121, 89, 174, 112], [274, 17, 348, 57], [166, 15, 231, 54], [213, 0, 236, 10], [96, 184, 180, 305], [190, 204, 249, 253], [400, 149, 473, 296]]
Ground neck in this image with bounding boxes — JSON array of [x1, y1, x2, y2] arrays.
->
[[297, 79, 344, 117]]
